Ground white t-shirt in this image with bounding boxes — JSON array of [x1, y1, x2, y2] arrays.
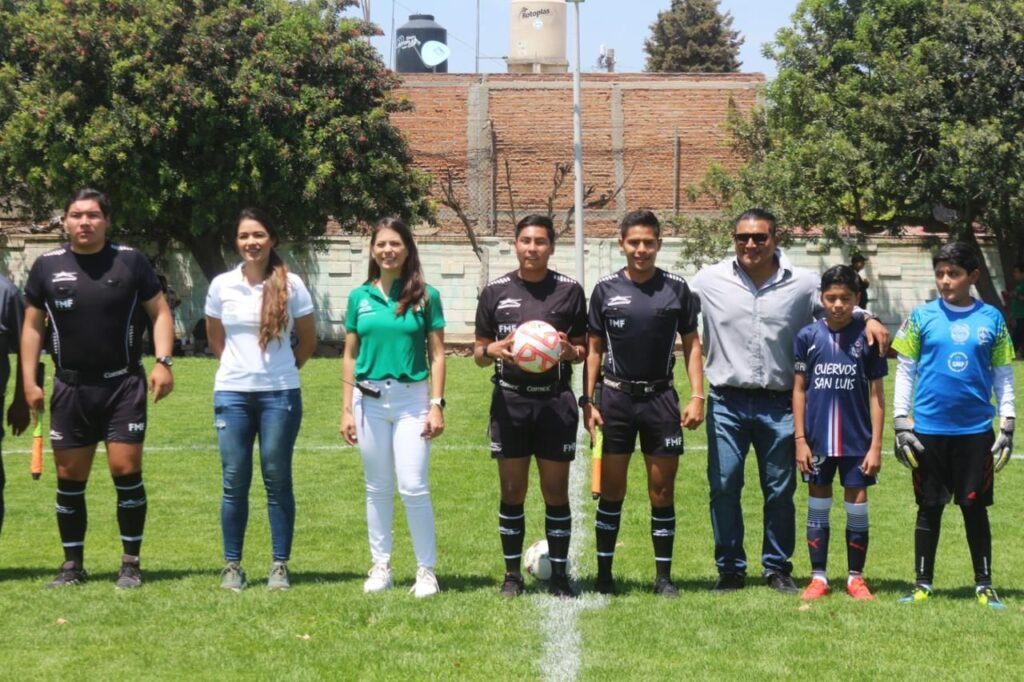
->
[[205, 265, 315, 392]]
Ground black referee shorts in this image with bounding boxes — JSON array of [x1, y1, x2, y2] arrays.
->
[[600, 385, 683, 456], [488, 386, 578, 461], [50, 372, 148, 449], [912, 431, 995, 507]]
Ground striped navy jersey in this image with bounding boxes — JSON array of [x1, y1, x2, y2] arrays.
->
[[794, 318, 888, 458]]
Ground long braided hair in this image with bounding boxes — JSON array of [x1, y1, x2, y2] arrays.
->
[[236, 208, 290, 350]]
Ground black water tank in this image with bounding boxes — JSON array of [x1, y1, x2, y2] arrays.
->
[[395, 14, 448, 73]]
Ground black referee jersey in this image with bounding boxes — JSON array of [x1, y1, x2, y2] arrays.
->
[[24, 242, 163, 373], [588, 268, 698, 381], [475, 269, 587, 387]]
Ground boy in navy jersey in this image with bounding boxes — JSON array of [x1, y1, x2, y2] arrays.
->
[[891, 242, 1015, 608], [793, 265, 887, 601]]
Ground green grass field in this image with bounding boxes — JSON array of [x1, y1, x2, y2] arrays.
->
[[1, 357, 1023, 680]]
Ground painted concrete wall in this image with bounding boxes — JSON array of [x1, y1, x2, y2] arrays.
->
[[0, 234, 1006, 344]]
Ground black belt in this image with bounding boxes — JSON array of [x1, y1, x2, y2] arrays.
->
[[710, 384, 789, 399], [602, 374, 673, 397], [492, 375, 566, 396], [56, 364, 142, 385]]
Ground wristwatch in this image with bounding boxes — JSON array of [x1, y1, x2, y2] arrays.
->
[[156, 356, 174, 369], [578, 395, 592, 407], [430, 397, 446, 409]]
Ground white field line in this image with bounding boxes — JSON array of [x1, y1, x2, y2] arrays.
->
[[535, 374, 609, 682]]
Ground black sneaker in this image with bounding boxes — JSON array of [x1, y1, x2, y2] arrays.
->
[[712, 573, 745, 592], [499, 572, 525, 598], [116, 556, 143, 589], [548, 574, 577, 599], [595, 575, 617, 595], [654, 576, 680, 598], [47, 560, 88, 588], [765, 571, 798, 594]]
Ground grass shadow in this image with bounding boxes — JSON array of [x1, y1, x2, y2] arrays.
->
[[0, 566, 64, 581]]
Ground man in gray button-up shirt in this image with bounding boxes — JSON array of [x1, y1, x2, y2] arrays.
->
[[691, 209, 888, 593]]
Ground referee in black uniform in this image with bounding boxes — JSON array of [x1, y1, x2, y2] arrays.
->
[[583, 210, 705, 597], [475, 215, 587, 598], [21, 188, 175, 588]]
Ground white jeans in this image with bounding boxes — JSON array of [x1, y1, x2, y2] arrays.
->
[[354, 379, 436, 568]]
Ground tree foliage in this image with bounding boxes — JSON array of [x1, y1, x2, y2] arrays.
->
[[644, 0, 743, 73], [684, 0, 1024, 304], [0, 0, 433, 280]]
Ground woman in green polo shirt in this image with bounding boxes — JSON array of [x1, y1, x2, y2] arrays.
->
[[341, 217, 446, 598]]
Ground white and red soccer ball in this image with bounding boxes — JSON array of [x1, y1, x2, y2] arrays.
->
[[524, 539, 552, 580], [512, 320, 561, 374]]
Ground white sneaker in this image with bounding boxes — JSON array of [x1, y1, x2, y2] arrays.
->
[[363, 563, 393, 593], [411, 566, 440, 598]]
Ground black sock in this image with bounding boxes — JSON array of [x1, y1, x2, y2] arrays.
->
[[545, 503, 572, 578], [499, 502, 525, 574], [595, 498, 623, 580], [961, 505, 992, 587], [651, 505, 675, 580], [0, 453, 5, 538], [114, 472, 147, 557], [845, 501, 869, 575], [914, 506, 943, 586], [56, 478, 87, 565]]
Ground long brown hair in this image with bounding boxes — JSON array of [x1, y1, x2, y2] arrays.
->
[[366, 217, 427, 316], [237, 208, 290, 350]]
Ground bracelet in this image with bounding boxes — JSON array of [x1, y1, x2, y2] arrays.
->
[[690, 394, 705, 401], [482, 344, 493, 360], [795, 435, 806, 441]]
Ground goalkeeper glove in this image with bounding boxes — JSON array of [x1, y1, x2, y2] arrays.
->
[[991, 417, 1014, 473], [893, 416, 924, 469]]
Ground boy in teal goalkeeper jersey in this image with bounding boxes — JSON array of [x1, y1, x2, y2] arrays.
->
[[891, 242, 1015, 609]]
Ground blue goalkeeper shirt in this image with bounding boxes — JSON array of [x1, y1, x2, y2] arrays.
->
[[891, 299, 1014, 435]]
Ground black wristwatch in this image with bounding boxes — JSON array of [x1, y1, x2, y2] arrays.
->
[[156, 356, 174, 369], [578, 395, 592, 408], [430, 397, 446, 409]]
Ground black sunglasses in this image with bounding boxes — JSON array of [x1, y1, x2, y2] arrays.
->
[[733, 233, 771, 244]]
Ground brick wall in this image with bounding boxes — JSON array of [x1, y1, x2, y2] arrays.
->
[[391, 73, 763, 237]]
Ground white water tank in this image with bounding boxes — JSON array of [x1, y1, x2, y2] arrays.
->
[[507, 1, 568, 73]]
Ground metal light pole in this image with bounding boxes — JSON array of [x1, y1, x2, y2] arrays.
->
[[570, 0, 585, 288], [475, 0, 481, 74]]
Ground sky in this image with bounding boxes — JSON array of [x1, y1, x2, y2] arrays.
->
[[345, 1, 801, 77]]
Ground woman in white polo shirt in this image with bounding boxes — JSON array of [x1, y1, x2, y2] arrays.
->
[[341, 217, 446, 598], [205, 208, 317, 591]]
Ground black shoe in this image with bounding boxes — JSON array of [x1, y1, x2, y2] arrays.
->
[[712, 573, 745, 592], [595, 574, 617, 595], [48, 560, 88, 588], [499, 572, 525, 598], [765, 571, 798, 594], [115, 556, 143, 589], [654, 576, 680, 598], [548, 574, 577, 599]]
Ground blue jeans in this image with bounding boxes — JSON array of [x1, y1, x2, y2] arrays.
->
[[214, 389, 302, 562], [706, 387, 796, 576]]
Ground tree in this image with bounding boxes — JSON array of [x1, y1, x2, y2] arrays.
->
[[0, 0, 433, 281], [686, 0, 1024, 305], [644, 0, 743, 73]]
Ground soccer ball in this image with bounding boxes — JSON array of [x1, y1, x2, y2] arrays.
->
[[512, 320, 561, 374], [524, 539, 552, 581]]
